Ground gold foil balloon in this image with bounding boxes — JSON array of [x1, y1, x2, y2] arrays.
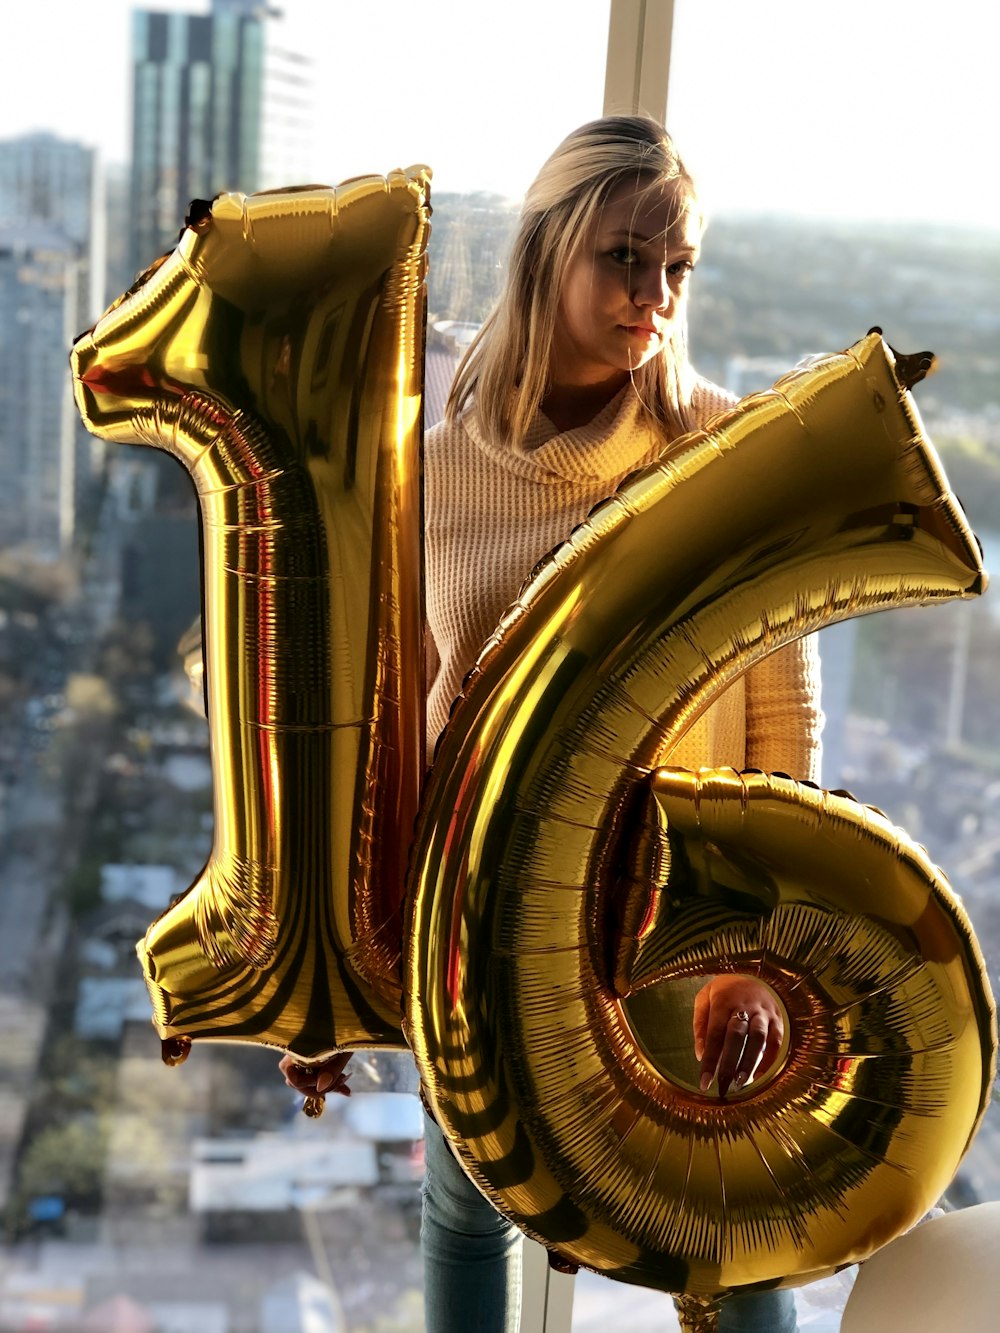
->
[[622, 769, 994, 1298], [405, 332, 996, 1304], [71, 171, 430, 1060], [74, 203, 994, 1324]]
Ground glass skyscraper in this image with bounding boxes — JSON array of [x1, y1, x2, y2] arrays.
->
[[0, 224, 83, 553], [0, 134, 99, 553], [129, 0, 311, 276]]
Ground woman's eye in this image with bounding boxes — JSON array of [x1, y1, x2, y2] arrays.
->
[[667, 259, 696, 277], [608, 247, 639, 265]]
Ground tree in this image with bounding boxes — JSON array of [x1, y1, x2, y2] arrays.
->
[[17, 1115, 108, 1206]]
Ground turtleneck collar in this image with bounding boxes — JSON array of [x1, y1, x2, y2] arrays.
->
[[461, 384, 663, 486]]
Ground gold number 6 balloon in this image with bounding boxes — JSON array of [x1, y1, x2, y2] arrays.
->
[[404, 332, 996, 1316], [71, 172, 431, 1060]]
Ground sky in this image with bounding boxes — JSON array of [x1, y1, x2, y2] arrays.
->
[[2, 0, 998, 228]]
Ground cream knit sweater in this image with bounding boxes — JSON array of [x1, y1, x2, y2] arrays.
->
[[425, 378, 823, 779]]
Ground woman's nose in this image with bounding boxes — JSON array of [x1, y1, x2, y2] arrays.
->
[[632, 265, 672, 313]]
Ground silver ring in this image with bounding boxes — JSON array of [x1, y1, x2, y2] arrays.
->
[[732, 1010, 751, 1024]]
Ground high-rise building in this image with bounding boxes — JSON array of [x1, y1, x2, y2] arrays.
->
[[0, 133, 103, 554], [0, 224, 83, 553], [0, 131, 104, 325], [121, 2, 311, 669], [129, 0, 312, 275], [103, 163, 134, 312]]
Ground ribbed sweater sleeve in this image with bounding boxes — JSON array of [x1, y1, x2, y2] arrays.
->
[[745, 635, 824, 782]]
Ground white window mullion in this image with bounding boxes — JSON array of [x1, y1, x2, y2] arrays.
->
[[603, 0, 677, 124]]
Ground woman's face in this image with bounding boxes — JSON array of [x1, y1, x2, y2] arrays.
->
[[550, 178, 702, 393]]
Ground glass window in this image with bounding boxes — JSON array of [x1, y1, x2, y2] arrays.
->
[[278, 0, 612, 425], [0, 5, 611, 1333], [5, 4, 996, 1330], [572, 5, 1000, 1327]]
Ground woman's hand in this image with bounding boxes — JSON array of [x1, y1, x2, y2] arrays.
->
[[278, 1051, 353, 1102], [692, 976, 784, 1096]]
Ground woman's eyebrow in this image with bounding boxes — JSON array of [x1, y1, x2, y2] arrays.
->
[[602, 227, 699, 253], [603, 227, 655, 243]]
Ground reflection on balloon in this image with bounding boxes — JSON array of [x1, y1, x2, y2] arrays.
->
[[405, 332, 996, 1304], [71, 171, 431, 1061], [177, 616, 206, 718]]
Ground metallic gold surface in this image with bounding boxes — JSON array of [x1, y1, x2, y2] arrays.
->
[[405, 332, 995, 1296], [71, 172, 430, 1059], [673, 1296, 723, 1333], [73, 218, 995, 1312]]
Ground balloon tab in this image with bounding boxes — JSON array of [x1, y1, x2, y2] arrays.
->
[[161, 1035, 192, 1067]]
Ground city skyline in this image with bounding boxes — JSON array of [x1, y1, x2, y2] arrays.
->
[[1, 0, 997, 229]]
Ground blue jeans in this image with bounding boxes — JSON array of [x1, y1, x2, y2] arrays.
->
[[422, 1111, 522, 1332], [718, 1289, 797, 1332], [420, 1112, 797, 1332]]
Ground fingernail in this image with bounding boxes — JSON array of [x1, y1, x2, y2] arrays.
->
[[316, 1073, 334, 1093], [699, 1073, 712, 1093]]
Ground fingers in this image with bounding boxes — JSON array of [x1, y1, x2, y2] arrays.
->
[[692, 986, 710, 1062], [694, 978, 785, 1097], [699, 1008, 762, 1095], [758, 1021, 785, 1080], [713, 1011, 769, 1096], [697, 1007, 732, 1092], [315, 1061, 352, 1097], [277, 1051, 353, 1099]]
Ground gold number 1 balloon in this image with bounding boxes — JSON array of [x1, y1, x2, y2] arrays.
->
[[404, 332, 996, 1308], [71, 172, 430, 1060]]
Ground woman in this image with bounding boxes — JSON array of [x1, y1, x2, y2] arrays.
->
[[284, 116, 822, 1333]]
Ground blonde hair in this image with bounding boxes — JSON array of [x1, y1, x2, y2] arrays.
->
[[446, 116, 699, 448]]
